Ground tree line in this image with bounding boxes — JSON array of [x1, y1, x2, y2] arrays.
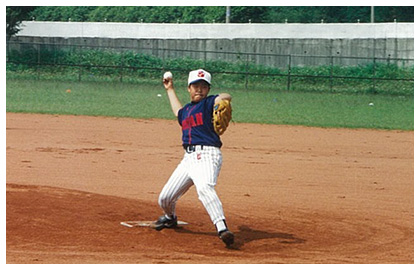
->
[[6, 6, 414, 40], [12, 6, 415, 24]]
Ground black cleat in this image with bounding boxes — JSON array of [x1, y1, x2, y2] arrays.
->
[[152, 215, 178, 231], [219, 230, 234, 247]]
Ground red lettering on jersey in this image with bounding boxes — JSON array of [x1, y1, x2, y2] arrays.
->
[[195, 113, 203, 125], [182, 119, 188, 130], [182, 113, 204, 130], [190, 115, 197, 127]]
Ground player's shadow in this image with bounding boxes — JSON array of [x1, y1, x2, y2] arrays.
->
[[175, 225, 305, 250]]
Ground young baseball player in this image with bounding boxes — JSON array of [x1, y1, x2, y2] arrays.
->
[[153, 69, 234, 247]]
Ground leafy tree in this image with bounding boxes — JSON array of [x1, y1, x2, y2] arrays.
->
[[60, 6, 96, 21], [79, 6, 113, 22], [265, 6, 413, 23], [230, 6, 269, 23], [29, 6, 64, 21], [26, 6, 414, 24], [6, 6, 36, 40], [202, 7, 226, 23], [374, 6, 414, 22], [266, 7, 326, 23]]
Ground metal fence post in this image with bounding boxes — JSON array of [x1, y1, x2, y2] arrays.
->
[[203, 46, 207, 69], [120, 50, 124, 83], [372, 57, 376, 92], [6, 41, 9, 62], [162, 48, 166, 72], [287, 54, 291, 91], [372, 39, 376, 93], [37, 44, 41, 80], [78, 45, 82, 81], [330, 55, 334, 92], [245, 54, 249, 90]]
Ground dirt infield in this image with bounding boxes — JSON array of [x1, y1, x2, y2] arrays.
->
[[6, 113, 414, 263]]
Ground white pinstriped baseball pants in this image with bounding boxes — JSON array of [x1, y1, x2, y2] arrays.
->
[[158, 146, 226, 226]]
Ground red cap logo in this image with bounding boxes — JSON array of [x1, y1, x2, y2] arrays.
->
[[198, 71, 205, 77]]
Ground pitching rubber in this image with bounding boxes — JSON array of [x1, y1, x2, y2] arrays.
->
[[120, 220, 188, 228]]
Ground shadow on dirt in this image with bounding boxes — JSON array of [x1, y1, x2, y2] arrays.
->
[[231, 225, 306, 249], [174, 224, 305, 250]]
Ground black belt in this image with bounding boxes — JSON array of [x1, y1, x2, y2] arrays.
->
[[183, 144, 204, 153]]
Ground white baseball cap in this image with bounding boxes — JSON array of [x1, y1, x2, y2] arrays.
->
[[188, 69, 211, 85]]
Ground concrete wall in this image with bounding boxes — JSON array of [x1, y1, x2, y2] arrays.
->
[[17, 21, 414, 39], [12, 22, 414, 68]]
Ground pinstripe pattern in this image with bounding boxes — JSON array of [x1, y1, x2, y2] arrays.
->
[[158, 146, 226, 224]]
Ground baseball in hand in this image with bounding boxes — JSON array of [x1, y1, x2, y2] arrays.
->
[[163, 71, 173, 80]]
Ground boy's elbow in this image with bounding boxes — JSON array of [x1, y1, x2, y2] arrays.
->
[[220, 93, 232, 101]]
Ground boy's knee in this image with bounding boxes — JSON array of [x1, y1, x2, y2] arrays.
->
[[196, 184, 216, 200]]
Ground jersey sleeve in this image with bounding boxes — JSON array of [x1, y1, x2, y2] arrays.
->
[[177, 107, 184, 126], [206, 95, 218, 114]]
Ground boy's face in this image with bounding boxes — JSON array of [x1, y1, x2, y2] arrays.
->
[[188, 80, 210, 103]]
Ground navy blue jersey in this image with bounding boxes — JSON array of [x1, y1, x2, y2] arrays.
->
[[177, 95, 222, 148]]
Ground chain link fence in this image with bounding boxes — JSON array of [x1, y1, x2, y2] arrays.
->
[[6, 41, 414, 95]]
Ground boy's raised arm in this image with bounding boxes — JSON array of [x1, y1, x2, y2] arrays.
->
[[163, 77, 183, 117]]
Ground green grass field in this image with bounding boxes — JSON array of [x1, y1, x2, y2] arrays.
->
[[6, 79, 414, 130]]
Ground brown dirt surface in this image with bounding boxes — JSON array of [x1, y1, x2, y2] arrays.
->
[[6, 112, 414, 263]]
